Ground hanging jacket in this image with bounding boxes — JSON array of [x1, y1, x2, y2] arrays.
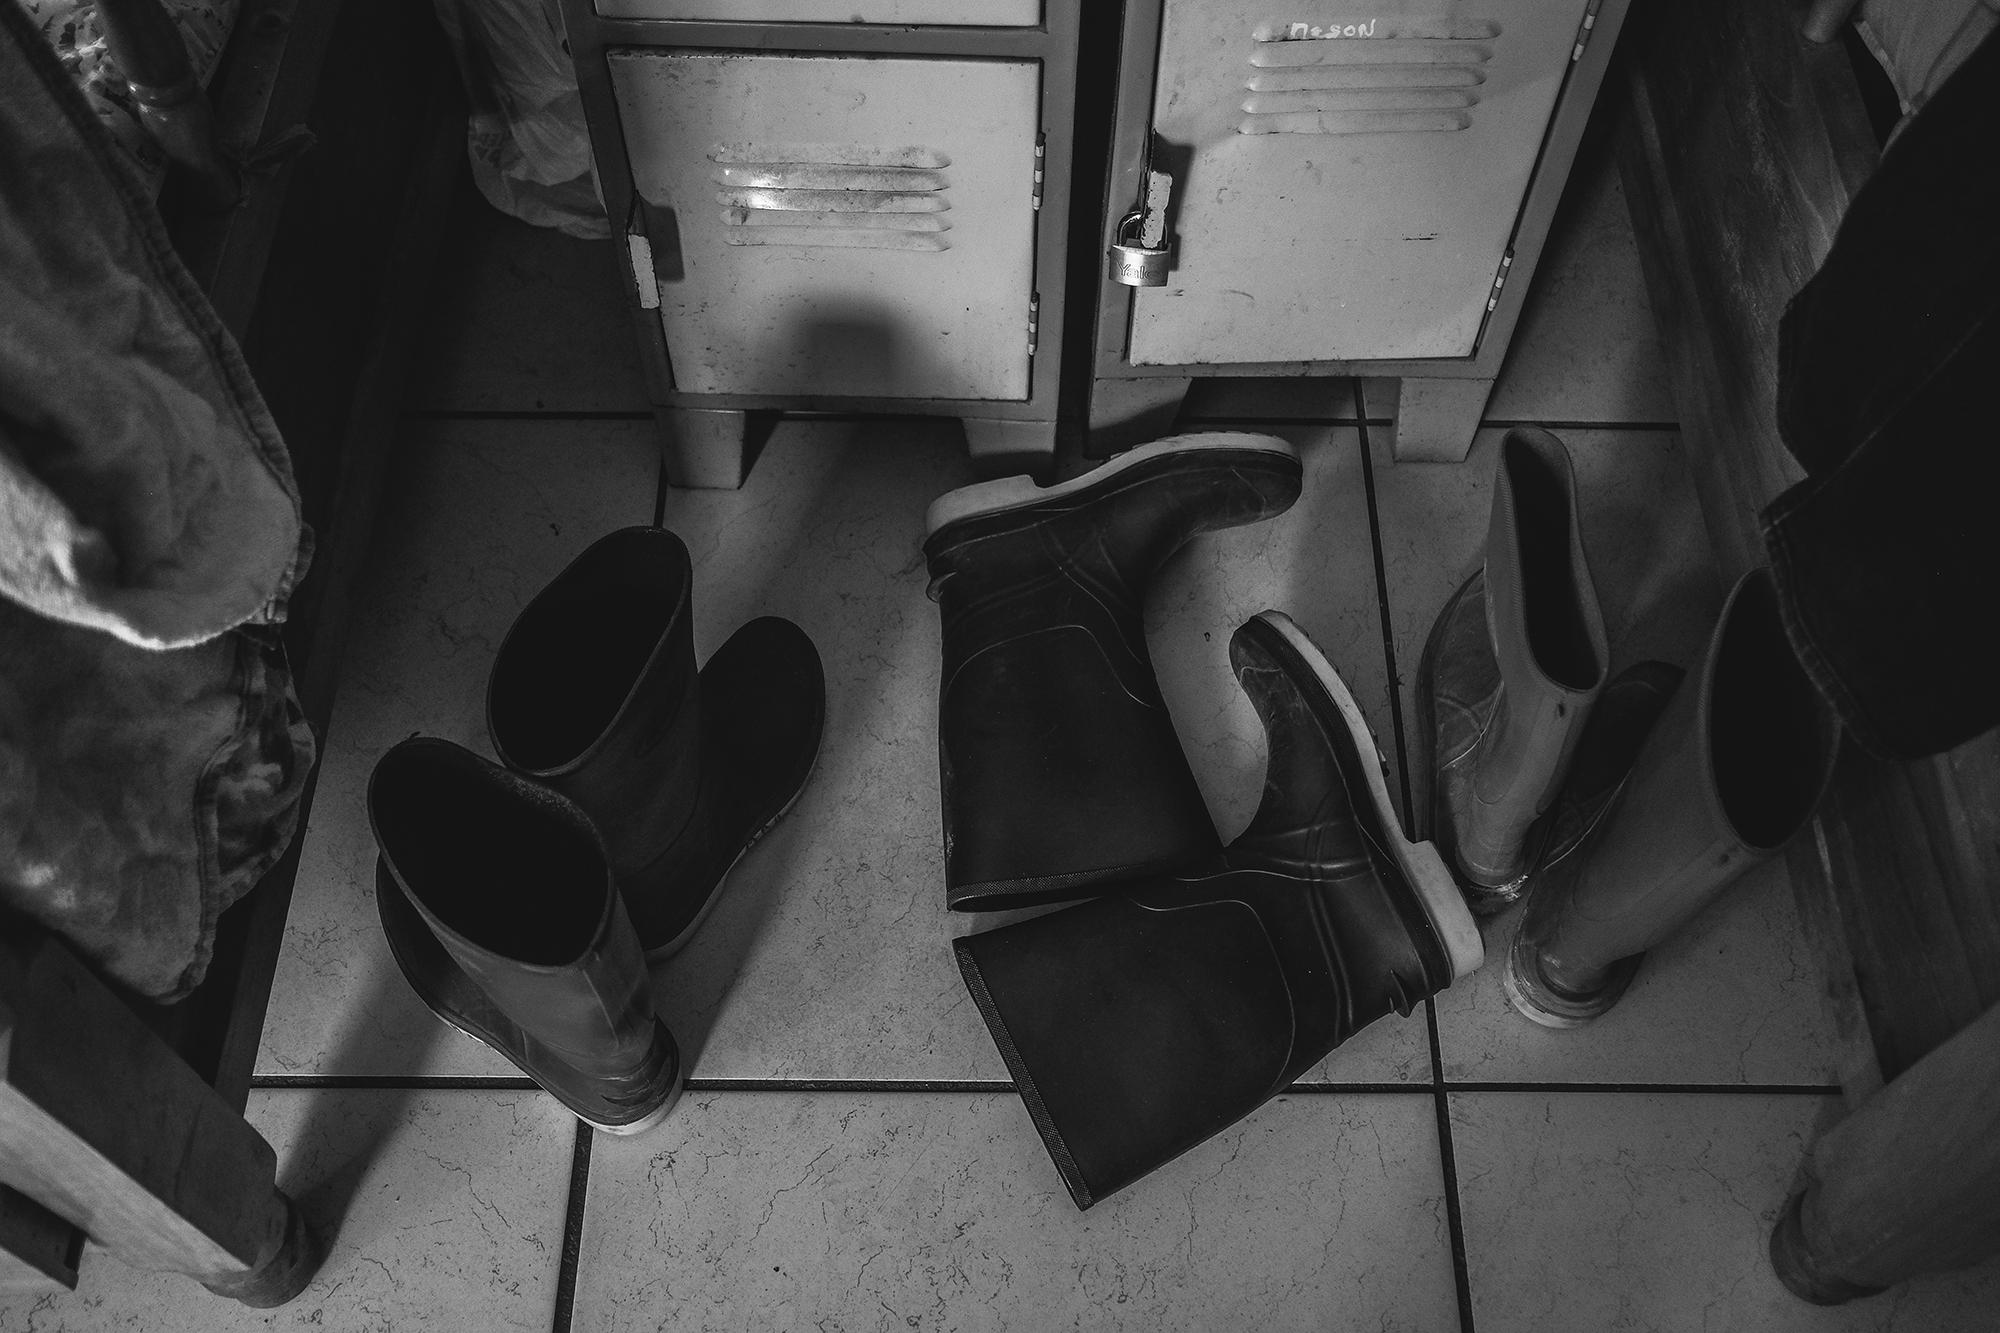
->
[[0, 1, 314, 1001], [1763, 24, 2000, 759]]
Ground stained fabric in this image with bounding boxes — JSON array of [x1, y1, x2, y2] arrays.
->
[[0, 0, 314, 1000], [12, 0, 240, 191], [1763, 24, 2000, 760]]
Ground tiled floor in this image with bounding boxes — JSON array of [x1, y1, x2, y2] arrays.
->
[[12, 131, 2000, 1333]]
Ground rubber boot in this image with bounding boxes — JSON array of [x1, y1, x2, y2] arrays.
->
[[1503, 568, 1840, 1027], [1418, 426, 1609, 913], [953, 611, 1483, 1208], [370, 738, 683, 1134], [486, 527, 824, 957], [923, 433, 1304, 911]]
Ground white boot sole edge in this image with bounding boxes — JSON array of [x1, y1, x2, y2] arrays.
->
[[1255, 609, 1487, 983], [923, 432, 1300, 539]]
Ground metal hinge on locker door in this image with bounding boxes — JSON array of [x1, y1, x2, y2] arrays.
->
[[1109, 168, 1175, 287]]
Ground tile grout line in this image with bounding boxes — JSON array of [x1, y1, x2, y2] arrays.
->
[[1427, 1002, 1478, 1333], [1479, 418, 1681, 433], [551, 1122, 592, 1333], [394, 407, 1681, 432], [1355, 386, 1478, 1333], [403, 408, 654, 422], [246, 1073, 1842, 1095]]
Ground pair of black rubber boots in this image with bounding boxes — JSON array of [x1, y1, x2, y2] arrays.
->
[[925, 434, 1484, 1209], [369, 528, 824, 1134]]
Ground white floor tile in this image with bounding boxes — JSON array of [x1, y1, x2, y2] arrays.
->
[[0, 1090, 575, 1333], [1436, 858, 1842, 1085], [1452, 1091, 2000, 1332], [641, 417, 989, 1080], [572, 1089, 1457, 1333], [1180, 376, 1361, 424]]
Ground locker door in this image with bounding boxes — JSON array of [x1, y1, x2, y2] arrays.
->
[[598, 0, 1040, 23], [1126, 0, 1592, 366], [610, 52, 1042, 401]]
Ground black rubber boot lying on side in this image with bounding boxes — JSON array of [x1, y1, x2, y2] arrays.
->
[[954, 612, 1484, 1208], [371, 738, 683, 1134], [923, 433, 1304, 912], [486, 527, 824, 957]]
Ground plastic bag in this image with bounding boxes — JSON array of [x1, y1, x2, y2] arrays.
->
[[432, 0, 608, 238]]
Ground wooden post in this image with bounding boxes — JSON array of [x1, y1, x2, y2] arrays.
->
[[1771, 998, 2000, 1301], [0, 933, 321, 1307]]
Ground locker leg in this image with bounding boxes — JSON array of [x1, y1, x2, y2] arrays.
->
[[1389, 376, 1495, 463], [962, 418, 1058, 483], [657, 406, 750, 490], [1085, 376, 1193, 458]]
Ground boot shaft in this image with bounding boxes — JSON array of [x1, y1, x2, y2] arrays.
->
[[1466, 429, 1608, 860], [487, 527, 709, 886], [369, 739, 660, 1080], [922, 436, 1303, 909], [953, 611, 1478, 1208], [1534, 569, 1838, 979], [1427, 428, 1607, 896]]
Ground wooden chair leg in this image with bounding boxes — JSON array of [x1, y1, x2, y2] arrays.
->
[[1770, 998, 2000, 1302], [1388, 375, 1495, 463], [0, 933, 323, 1307]]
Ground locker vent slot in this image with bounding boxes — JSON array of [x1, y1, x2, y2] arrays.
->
[[1241, 19, 1496, 135], [710, 142, 952, 251]]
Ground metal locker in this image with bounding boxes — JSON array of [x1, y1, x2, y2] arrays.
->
[[596, 0, 1040, 23], [609, 51, 1043, 402], [1127, 0, 1597, 366]]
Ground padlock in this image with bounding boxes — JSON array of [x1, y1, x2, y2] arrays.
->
[[1108, 212, 1170, 287]]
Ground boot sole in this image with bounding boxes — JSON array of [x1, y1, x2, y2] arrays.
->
[[422, 1002, 689, 1135], [376, 861, 688, 1136], [589, 1057, 687, 1136], [923, 432, 1298, 538], [1254, 610, 1485, 982], [1499, 912, 1640, 1028]]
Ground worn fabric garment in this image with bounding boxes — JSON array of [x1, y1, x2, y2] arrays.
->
[[0, 0, 314, 1000], [1762, 24, 2000, 760], [1857, 0, 1999, 119]]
